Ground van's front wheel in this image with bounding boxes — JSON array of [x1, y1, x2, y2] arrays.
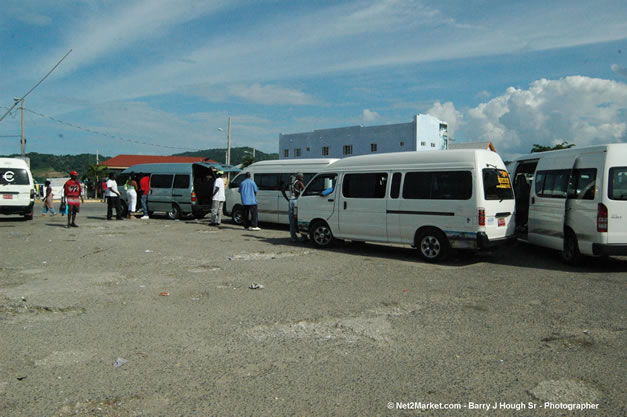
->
[[231, 206, 244, 225], [310, 221, 334, 248], [416, 228, 450, 262], [167, 204, 181, 220]]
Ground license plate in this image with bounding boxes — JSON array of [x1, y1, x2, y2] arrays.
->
[[498, 218, 505, 227], [2, 194, 12, 200]]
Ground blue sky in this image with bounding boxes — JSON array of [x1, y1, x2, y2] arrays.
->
[[0, 0, 626, 161]]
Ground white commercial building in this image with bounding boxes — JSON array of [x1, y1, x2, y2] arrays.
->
[[279, 114, 448, 160]]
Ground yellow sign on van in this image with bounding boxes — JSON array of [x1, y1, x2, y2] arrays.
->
[[496, 170, 512, 189]]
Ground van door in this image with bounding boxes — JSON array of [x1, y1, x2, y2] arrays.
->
[[148, 174, 174, 212], [386, 172, 403, 242], [254, 173, 280, 223], [297, 173, 338, 229], [528, 154, 578, 250], [172, 174, 192, 214], [338, 172, 389, 242]]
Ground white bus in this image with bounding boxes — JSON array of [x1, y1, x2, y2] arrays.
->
[[225, 158, 338, 225], [508, 144, 627, 263], [0, 157, 35, 220], [296, 150, 515, 262]]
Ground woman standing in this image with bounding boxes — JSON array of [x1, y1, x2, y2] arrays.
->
[[41, 181, 56, 216], [126, 176, 138, 219]]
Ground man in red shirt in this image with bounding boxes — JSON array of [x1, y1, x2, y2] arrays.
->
[[64, 170, 84, 228], [139, 175, 150, 219]]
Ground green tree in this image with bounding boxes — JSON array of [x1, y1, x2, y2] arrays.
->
[[530, 141, 575, 153], [87, 163, 108, 198], [240, 154, 256, 168]]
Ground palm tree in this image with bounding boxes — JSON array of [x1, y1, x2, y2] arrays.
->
[[87, 163, 108, 198]]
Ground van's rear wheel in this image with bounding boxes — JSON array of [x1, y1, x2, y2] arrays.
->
[[562, 231, 581, 265], [24, 211, 33, 220], [167, 204, 181, 220], [416, 228, 450, 262], [310, 221, 334, 248], [232, 206, 244, 225]]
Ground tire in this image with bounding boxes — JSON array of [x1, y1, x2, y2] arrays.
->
[[24, 211, 33, 221], [416, 228, 450, 262], [231, 206, 244, 225], [167, 204, 181, 220], [193, 211, 206, 220], [562, 231, 581, 265], [310, 220, 334, 248]]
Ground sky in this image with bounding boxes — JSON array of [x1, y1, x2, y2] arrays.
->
[[0, 0, 626, 161]]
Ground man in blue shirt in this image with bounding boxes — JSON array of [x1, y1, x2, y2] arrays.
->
[[238, 172, 260, 230]]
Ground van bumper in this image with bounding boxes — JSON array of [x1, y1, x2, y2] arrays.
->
[[0, 202, 34, 215], [592, 243, 627, 256], [476, 232, 515, 250]]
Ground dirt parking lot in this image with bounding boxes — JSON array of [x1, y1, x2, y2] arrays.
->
[[1, 202, 625, 416]]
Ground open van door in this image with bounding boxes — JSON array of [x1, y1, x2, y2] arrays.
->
[[528, 153, 579, 251]]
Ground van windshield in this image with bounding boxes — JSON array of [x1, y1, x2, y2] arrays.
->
[[609, 167, 627, 200], [0, 168, 30, 185], [483, 168, 514, 200]]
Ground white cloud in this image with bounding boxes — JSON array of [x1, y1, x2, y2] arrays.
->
[[227, 84, 319, 105], [362, 109, 380, 123], [427, 101, 463, 138], [458, 76, 627, 158], [611, 64, 627, 78]]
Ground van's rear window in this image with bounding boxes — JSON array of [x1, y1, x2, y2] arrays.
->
[[0, 168, 30, 185], [609, 167, 627, 200], [483, 169, 514, 200]]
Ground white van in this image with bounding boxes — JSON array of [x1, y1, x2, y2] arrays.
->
[[508, 144, 627, 263], [0, 157, 35, 220], [225, 158, 338, 225], [296, 150, 515, 262]]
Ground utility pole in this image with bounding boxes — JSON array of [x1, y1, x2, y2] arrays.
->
[[226, 117, 231, 165], [20, 99, 25, 157]]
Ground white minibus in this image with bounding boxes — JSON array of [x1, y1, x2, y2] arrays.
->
[[0, 157, 35, 220], [296, 150, 515, 262], [225, 158, 338, 225], [508, 144, 627, 263]]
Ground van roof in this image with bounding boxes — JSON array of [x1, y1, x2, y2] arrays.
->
[[320, 149, 502, 171], [249, 158, 339, 168], [512, 143, 627, 162], [0, 157, 30, 168], [122, 162, 237, 174]]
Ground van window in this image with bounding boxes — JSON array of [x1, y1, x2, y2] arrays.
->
[[0, 168, 30, 185], [483, 169, 514, 200], [304, 174, 337, 196], [151, 174, 173, 188], [116, 174, 129, 186], [403, 171, 472, 200], [342, 173, 387, 198], [609, 167, 627, 200], [229, 173, 245, 189], [173, 174, 190, 189], [256, 174, 280, 190], [390, 173, 402, 199], [535, 170, 570, 198], [567, 169, 596, 200]]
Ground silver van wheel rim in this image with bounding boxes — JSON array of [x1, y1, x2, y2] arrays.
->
[[314, 225, 332, 246], [420, 236, 441, 258]]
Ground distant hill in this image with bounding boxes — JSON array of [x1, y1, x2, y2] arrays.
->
[[173, 146, 278, 164], [1, 147, 278, 182]]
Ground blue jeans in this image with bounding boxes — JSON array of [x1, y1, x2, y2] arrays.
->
[[140, 194, 148, 214], [288, 198, 298, 240]]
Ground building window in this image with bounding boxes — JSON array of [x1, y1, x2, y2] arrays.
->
[[431, 143, 436, 147], [343, 145, 353, 155], [322, 146, 329, 156], [294, 148, 302, 157], [370, 143, 377, 152], [306, 147, 310, 152], [283, 149, 289, 158], [400, 141, 405, 147], [421, 141, 426, 146]]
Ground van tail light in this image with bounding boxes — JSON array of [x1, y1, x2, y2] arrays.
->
[[597, 203, 608, 232], [478, 208, 485, 226], [191, 191, 197, 203]]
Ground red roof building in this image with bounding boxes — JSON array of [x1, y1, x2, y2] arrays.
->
[[99, 154, 216, 170]]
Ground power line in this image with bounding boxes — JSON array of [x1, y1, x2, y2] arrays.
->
[[25, 107, 202, 152]]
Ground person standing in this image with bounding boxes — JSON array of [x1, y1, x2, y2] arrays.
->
[[41, 180, 56, 216], [211, 171, 226, 226], [238, 172, 260, 230], [64, 170, 84, 228], [281, 172, 305, 242], [126, 176, 138, 219], [139, 174, 150, 219], [106, 173, 123, 220]]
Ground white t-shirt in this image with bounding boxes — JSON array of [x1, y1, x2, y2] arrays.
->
[[213, 177, 225, 201], [106, 179, 119, 198]]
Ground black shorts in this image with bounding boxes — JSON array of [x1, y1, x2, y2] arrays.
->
[[68, 205, 80, 214]]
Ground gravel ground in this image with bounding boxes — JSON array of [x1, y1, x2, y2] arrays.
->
[[0, 202, 625, 416]]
